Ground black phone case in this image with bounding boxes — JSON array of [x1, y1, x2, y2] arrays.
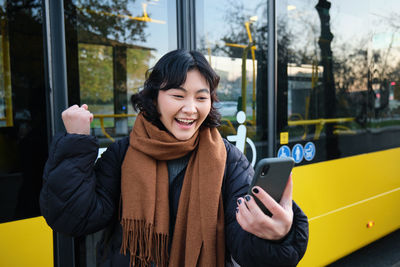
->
[[248, 157, 294, 216]]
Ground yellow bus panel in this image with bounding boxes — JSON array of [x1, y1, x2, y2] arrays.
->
[[294, 147, 400, 266], [0, 216, 53, 267]]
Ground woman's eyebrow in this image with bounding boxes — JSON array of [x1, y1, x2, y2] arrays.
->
[[174, 87, 186, 92], [174, 87, 210, 94], [197, 88, 210, 94]]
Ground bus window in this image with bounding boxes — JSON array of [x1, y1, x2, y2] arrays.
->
[[276, 0, 400, 164], [64, 1, 177, 265], [0, 12, 13, 128], [196, 0, 269, 165], [0, 0, 47, 222], [65, 0, 177, 148], [369, 1, 400, 137]]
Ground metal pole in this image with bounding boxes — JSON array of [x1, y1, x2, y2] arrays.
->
[[43, 0, 68, 136], [177, 0, 196, 50], [42, 0, 74, 266], [267, 0, 277, 157]]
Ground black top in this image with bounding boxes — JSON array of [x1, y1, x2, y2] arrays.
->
[[167, 153, 191, 249]]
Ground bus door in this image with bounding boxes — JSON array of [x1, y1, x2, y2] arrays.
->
[[0, 0, 53, 266], [63, 1, 178, 265]]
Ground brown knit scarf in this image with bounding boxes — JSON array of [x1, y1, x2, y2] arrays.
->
[[120, 113, 227, 267]]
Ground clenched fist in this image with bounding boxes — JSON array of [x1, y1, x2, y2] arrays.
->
[[62, 104, 94, 135]]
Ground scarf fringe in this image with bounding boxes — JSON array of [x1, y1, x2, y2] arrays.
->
[[120, 218, 169, 267]]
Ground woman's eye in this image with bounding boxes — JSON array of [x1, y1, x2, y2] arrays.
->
[[172, 95, 184, 98], [197, 96, 209, 101]]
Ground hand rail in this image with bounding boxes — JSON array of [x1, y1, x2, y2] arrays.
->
[[93, 114, 137, 142], [288, 117, 355, 140], [220, 118, 256, 135]]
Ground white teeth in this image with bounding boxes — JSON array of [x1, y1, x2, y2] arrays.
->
[[177, 118, 195, 123]]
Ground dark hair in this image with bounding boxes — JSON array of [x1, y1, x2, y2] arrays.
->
[[131, 49, 221, 128]]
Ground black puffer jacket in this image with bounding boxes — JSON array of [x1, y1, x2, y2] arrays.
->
[[40, 133, 308, 266]]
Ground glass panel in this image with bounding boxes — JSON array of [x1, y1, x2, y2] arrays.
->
[[276, 0, 400, 165], [0, 0, 47, 223], [64, 1, 177, 266], [369, 1, 400, 132], [78, 43, 114, 129], [0, 7, 13, 129], [196, 0, 269, 166], [65, 0, 177, 148]]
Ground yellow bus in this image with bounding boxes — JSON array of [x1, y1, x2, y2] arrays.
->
[[1, 0, 399, 266]]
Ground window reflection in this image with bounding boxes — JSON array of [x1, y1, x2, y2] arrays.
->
[[0, 4, 12, 128], [126, 47, 154, 118], [78, 44, 114, 128], [196, 0, 269, 161], [66, 0, 177, 146], [370, 1, 400, 124], [0, 0, 47, 223], [277, 0, 400, 163]]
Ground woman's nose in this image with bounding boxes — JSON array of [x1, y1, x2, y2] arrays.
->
[[181, 99, 197, 114]]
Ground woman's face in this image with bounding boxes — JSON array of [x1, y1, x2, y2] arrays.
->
[[157, 69, 212, 140]]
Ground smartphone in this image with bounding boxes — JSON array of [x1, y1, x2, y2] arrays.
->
[[247, 157, 295, 216]]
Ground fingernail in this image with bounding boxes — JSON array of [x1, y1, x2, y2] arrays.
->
[[245, 195, 251, 201], [252, 187, 259, 194], [237, 199, 242, 205]]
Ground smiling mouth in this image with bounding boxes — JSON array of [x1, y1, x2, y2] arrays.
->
[[175, 118, 195, 125]]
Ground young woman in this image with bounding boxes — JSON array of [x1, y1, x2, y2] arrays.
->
[[40, 49, 308, 267]]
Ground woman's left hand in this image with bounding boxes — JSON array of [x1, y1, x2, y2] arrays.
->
[[236, 175, 294, 241]]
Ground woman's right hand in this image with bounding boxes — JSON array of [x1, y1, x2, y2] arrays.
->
[[62, 104, 94, 135]]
